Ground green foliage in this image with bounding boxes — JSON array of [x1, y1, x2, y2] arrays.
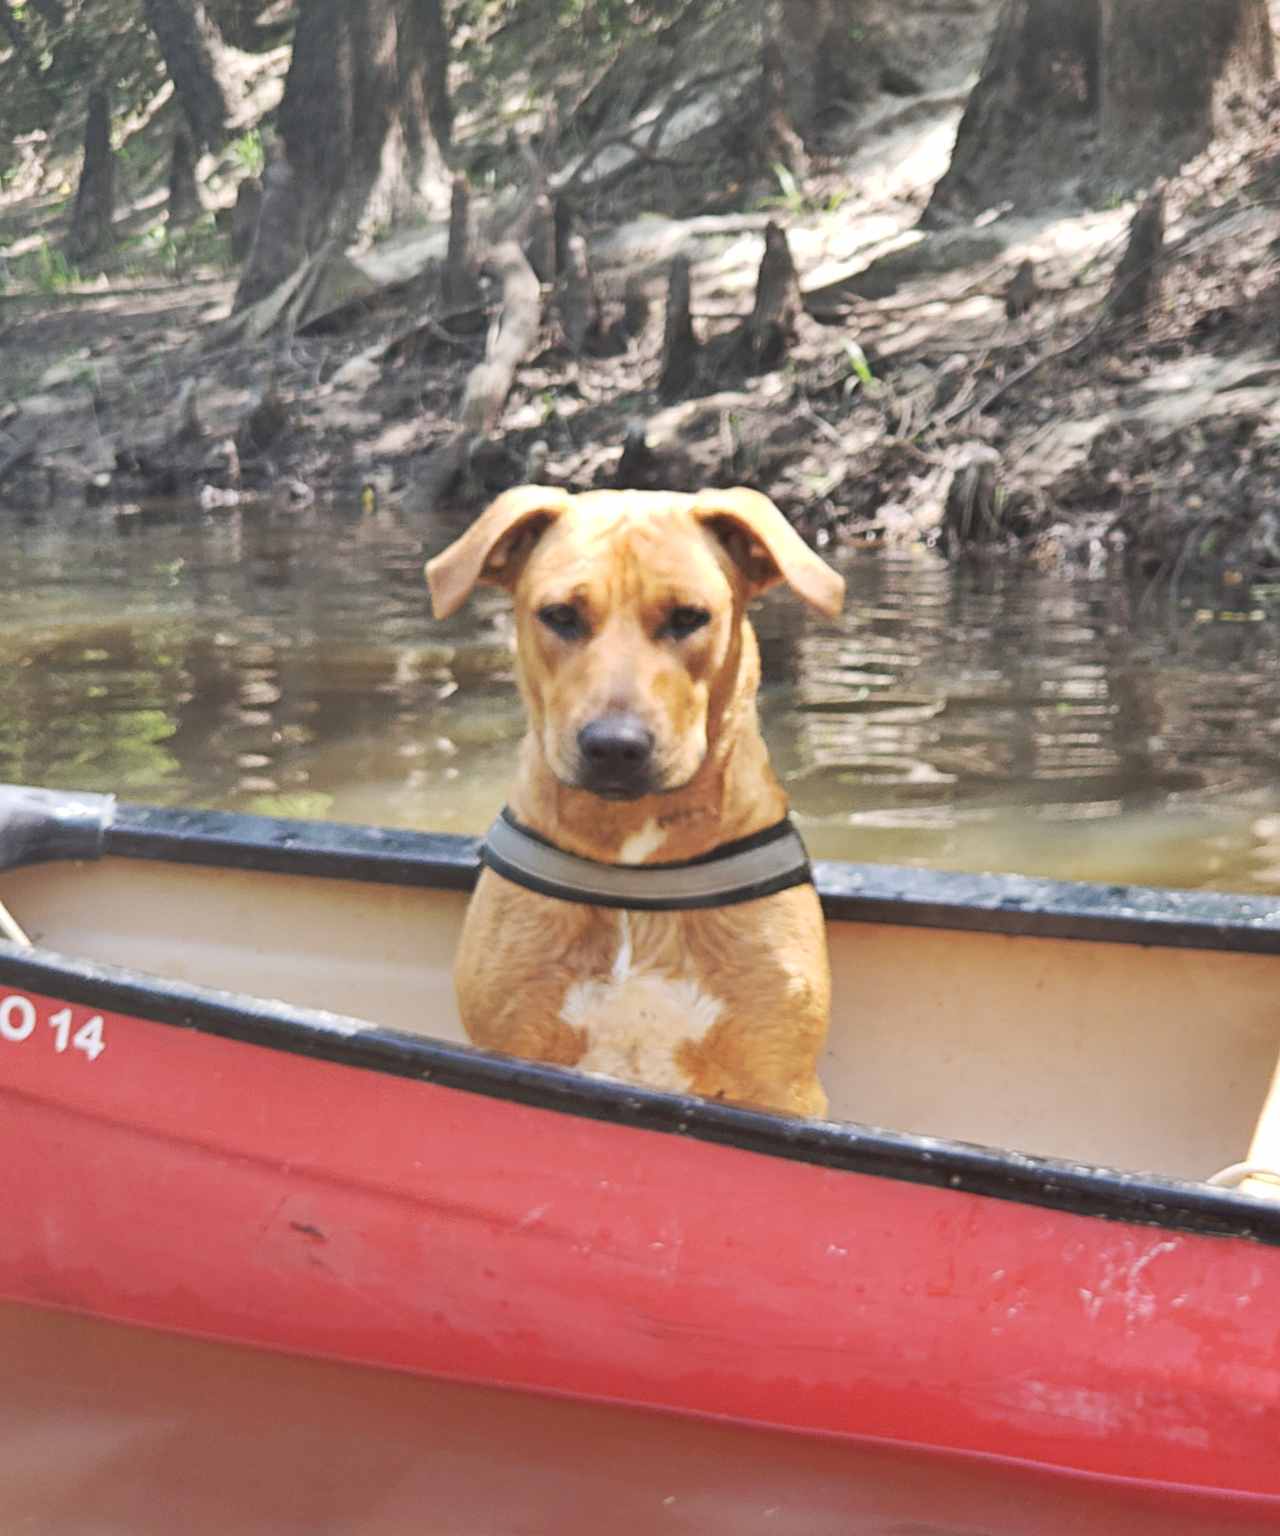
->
[[122, 212, 230, 277], [842, 340, 882, 400], [759, 163, 848, 218], [559, 0, 637, 46], [766, 161, 805, 214], [227, 128, 265, 178], [10, 237, 82, 293]]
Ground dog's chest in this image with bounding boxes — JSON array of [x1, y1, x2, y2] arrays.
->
[[560, 911, 722, 1093]]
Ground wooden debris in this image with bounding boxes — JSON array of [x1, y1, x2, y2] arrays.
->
[[523, 189, 557, 285], [614, 419, 663, 489], [236, 386, 290, 459], [621, 274, 650, 340], [1105, 186, 1165, 326], [460, 240, 542, 434], [659, 253, 698, 400], [745, 221, 802, 370], [1004, 258, 1039, 319], [67, 82, 115, 260], [442, 177, 481, 312], [174, 378, 202, 444], [557, 232, 599, 355], [229, 177, 262, 263], [940, 445, 1004, 554]]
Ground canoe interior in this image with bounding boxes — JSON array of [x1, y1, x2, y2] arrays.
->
[[5, 854, 1279, 1185]]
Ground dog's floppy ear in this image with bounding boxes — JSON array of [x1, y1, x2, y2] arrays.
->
[[426, 485, 573, 619], [692, 487, 845, 618]]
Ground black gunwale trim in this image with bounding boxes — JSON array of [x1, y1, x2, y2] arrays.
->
[[104, 801, 1280, 955], [1, 937, 1279, 1249]]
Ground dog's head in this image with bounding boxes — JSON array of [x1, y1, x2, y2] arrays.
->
[[427, 487, 844, 801]]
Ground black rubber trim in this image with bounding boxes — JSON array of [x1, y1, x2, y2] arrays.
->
[[1, 937, 1278, 1248], [108, 801, 480, 891], [103, 802, 1280, 955], [0, 786, 114, 872]]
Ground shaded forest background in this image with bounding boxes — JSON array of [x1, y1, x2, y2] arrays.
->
[[4, 0, 1280, 586]]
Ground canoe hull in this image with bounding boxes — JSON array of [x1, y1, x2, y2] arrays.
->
[[4, 789, 1280, 1520], [4, 975, 1280, 1513]]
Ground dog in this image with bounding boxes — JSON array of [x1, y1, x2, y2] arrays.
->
[[426, 486, 845, 1117]]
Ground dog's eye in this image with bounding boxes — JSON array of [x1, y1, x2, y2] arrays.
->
[[537, 603, 586, 641], [662, 605, 711, 640]]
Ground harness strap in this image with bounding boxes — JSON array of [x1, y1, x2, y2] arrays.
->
[[480, 809, 813, 912]]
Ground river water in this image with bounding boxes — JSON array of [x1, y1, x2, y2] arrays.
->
[[7, 501, 1280, 892]]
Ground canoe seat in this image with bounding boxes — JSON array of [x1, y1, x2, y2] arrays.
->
[[1205, 1162, 1280, 1198]]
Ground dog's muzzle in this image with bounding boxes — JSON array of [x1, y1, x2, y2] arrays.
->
[[576, 712, 655, 800]]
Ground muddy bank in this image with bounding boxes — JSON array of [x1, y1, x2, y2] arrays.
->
[[4, 0, 1280, 593]]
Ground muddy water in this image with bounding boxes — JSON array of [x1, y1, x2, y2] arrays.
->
[[6, 503, 1280, 891], [4, 1303, 1274, 1536]]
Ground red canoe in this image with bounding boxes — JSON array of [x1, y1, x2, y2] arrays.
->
[[2, 783, 1280, 1532]]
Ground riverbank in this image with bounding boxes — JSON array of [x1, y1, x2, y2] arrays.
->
[[4, 2, 1280, 591]]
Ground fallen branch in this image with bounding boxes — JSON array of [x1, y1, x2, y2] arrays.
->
[[561, 64, 752, 196], [460, 239, 542, 433]]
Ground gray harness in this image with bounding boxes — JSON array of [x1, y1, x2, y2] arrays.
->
[[480, 808, 813, 912]]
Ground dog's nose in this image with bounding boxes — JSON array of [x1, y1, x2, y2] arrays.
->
[[577, 713, 655, 798]]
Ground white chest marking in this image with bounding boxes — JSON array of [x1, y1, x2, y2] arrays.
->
[[561, 912, 723, 1093], [618, 818, 668, 865]]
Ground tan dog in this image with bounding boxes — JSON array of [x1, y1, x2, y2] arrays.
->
[[426, 486, 845, 1117]]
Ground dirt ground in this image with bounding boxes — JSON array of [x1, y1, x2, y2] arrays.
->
[[5, 0, 1280, 589]]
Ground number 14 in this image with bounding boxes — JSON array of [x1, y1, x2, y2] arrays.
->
[[49, 1008, 106, 1062]]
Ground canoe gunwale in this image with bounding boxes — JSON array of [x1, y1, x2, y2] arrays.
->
[[2, 932, 1279, 1249], [107, 801, 1280, 955]]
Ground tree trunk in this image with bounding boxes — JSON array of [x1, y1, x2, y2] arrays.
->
[[756, 33, 808, 183], [926, 0, 1272, 222], [659, 253, 698, 400], [777, 0, 837, 147], [0, 5, 55, 104], [925, 0, 1100, 223], [744, 221, 802, 370], [442, 176, 481, 311], [167, 128, 202, 226], [401, 0, 453, 158], [207, 0, 270, 49], [28, 0, 66, 28], [142, 0, 237, 152], [557, 233, 599, 355], [229, 176, 263, 262], [234, 147, 307, 309], [1104, 184, 1165, 325], [66, 83, 115, 261], [1100, 0, 1273, 166], [234, 0, 450, 312]]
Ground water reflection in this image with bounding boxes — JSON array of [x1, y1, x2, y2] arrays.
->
[[5, 503, 1280, 892]]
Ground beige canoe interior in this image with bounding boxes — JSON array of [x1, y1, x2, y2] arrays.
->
[[4, 855, 1280, 1189]]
